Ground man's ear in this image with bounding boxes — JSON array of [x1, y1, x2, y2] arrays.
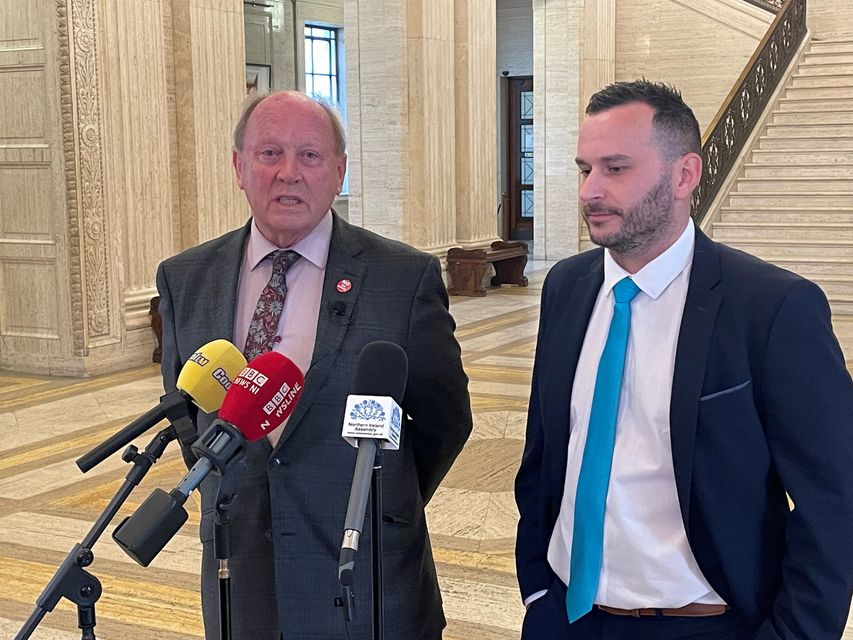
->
[[232, 150, 244, 188], [673, 152, 702, 201]]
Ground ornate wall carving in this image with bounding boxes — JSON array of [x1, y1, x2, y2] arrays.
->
[[58, 0, 112, 348]]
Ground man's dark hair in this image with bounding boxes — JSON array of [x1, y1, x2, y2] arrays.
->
[[586, 80, 701, 160]]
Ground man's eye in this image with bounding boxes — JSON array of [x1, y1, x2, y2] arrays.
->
[[608, 166, 625, 174], [578, 169, 590, 177], [259, 149, 277, 158], [303, 151, 319, 160]]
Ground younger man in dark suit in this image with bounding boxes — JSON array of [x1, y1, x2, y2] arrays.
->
[[515, 80, 853, 639], [157, 91, 472, 639]]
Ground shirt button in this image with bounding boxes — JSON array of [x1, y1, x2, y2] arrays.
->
[[269, 457, 282, 470]]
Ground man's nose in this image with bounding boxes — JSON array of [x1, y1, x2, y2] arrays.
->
[[276, 155, 301, 182], [578, 170, 604, 203]]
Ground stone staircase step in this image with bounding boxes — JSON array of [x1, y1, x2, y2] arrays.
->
[[770, 257, 853, 278], [750, 149, 853, 164], [720, 239, 853, 261], [713, 221, 853, 242], [802, 51, 853, 66], [734, 177, 853, 193], [771, 110, 853, 125], [809, 39, 853, 54], [790, 74, 853, 88], [788, 73, 853, 89], [784, 85, 853, 100], [764, 123, 853, 137], [776, 95, 853, 112], [798, 64, 853, 77], [759, 136, 853, 151], [727, 192, 853, 208], [719, 208, 853, 224], [742, 163, 853, 178]]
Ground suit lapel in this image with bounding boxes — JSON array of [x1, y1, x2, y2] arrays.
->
[[272, 213, 364, 450], [209, 222, 250, 342], [670, 229, 722, 531], [546, 255, 604, 468]]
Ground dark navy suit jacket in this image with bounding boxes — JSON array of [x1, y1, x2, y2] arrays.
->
[[515, 229, 853, 639]]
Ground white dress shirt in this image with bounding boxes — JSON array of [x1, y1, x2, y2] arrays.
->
[[233, 212, 332, 445], [539, 220, 725, 609]]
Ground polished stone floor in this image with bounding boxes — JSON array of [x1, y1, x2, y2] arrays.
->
[[1, 263, 852, 639]]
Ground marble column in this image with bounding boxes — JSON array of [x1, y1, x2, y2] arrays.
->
[[531, 0, 583, 260], [454, 0, 500, 250], [344, 0, 497, 256]]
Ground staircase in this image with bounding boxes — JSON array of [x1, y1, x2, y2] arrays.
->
[[711, 37, 853, 358]]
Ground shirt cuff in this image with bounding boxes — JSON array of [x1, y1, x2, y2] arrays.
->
[[523, 589, 548, 608]]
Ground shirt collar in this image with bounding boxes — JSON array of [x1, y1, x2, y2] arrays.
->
[[602, 219, 695, 301], [247, 211, 333, 271]]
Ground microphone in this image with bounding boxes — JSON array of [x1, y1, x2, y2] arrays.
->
[[337, 342, 408, 605], [76, 339, 247, 472], [112, 351, 304, 566]]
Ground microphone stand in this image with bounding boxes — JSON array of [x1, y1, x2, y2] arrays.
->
[[336, 442, 385, 640], [15, 424, 181, 640], [370, 449, 385, 640], [213, 457, 247, 640]]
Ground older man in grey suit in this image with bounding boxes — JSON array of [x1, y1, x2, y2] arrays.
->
[[156, 91, 472, 639]]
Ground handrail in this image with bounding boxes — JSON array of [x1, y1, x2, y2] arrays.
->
[[691, 0, 807, 225], [743, 0, 783, 13]]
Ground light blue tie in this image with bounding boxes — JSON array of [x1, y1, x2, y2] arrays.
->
[[566, 276, 641, 622]]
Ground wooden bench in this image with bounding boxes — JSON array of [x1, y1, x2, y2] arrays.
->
[[446, 240, 529, 297]]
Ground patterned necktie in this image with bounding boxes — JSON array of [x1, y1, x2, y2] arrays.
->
[[243, 249, 301, 361], [566, 276, 641, 622]]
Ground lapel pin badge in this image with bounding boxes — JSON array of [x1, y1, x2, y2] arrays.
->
[[336, 278, 353, 293]]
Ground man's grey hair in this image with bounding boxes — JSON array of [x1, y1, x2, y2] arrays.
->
[[232, 90, 347, 156]]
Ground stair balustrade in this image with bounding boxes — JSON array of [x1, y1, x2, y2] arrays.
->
[[692, 0, 807, 225]]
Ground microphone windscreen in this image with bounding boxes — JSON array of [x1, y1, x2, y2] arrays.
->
[[219, 351, 305, 441], [176, 339, 248, 413], [351, 342, 408, 404]]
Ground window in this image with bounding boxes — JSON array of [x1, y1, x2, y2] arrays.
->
[[304, 24, 348, 195], [304, 25, 339, 106]]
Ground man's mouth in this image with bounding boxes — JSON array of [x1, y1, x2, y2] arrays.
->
[[275, 195, 303, 205]]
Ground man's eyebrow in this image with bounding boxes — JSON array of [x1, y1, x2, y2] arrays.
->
[[575, 154, 632, 166]]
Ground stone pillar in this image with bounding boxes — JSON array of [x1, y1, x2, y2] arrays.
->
[[532, 0, 583, 260], [345, 0, 497, 256], [0, 0, 245, 375], [454, 0, 500, 249]]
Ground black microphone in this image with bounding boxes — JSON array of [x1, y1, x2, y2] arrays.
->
[[337, 342, 408, 612]]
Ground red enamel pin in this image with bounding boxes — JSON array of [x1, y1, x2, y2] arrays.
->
[[336, 278, 352, 293]]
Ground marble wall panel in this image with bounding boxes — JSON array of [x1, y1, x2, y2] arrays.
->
[[0, 71, 45, 138], [1, 261, 60, 337], [809, 0, 853, 38], [0, 0, 40, 41], [0, 168, 52, 239], [615, 0, 771, 131]]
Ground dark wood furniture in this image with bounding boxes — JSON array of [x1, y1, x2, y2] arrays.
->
[[446, 240, 529, 297]]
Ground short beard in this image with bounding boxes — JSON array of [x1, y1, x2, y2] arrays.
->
[[584, 172, 676, 256]]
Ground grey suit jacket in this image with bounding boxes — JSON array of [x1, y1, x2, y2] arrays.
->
[[156, 214, 472, 639]]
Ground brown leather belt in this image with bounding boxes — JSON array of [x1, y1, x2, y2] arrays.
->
[[597, 603, 730, 618]]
